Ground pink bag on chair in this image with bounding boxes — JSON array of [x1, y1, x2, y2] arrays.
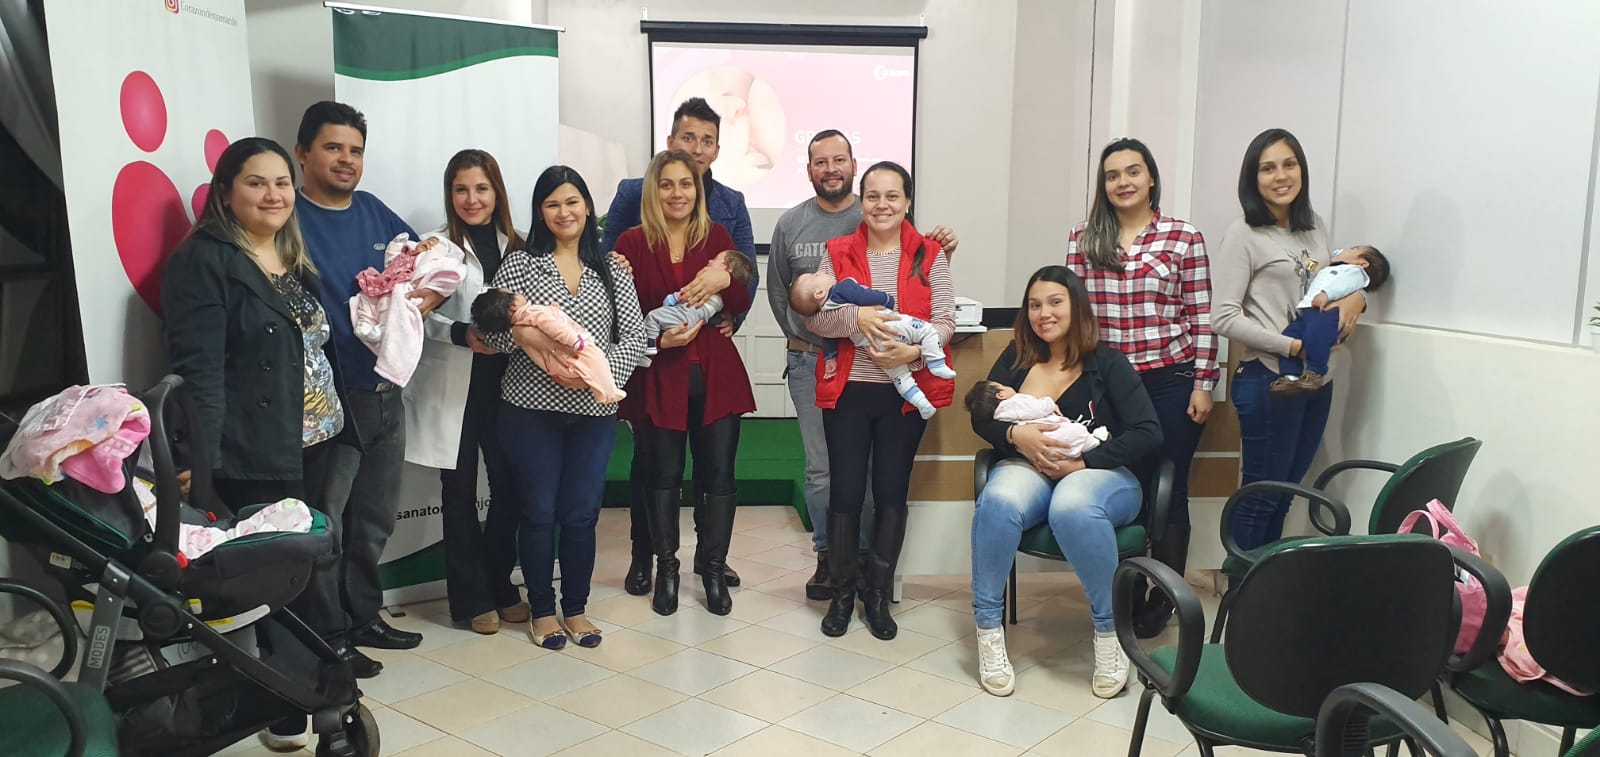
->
[[1399, 499, 1484, 655], [1499, 586, 1595, 696]]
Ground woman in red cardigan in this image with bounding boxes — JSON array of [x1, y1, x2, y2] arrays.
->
[[804, 161, 955, 640], [615, 150, 755, 617]]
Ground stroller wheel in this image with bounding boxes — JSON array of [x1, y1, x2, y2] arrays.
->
[[314, 702, 379, 757]]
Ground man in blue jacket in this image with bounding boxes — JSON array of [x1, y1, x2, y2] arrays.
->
[[604, 97, 756, 595]]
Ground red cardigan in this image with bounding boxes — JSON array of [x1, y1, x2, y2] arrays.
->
[[615, 224, 756, 431]]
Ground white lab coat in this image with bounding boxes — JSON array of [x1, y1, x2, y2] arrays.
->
[[401, 226, 508, 468]]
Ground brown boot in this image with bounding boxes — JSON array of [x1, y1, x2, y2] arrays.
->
[[1294, 371, 1326, 392], [1269, 374, 1307, 396]]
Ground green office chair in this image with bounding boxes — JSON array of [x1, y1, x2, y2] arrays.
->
[[1315, 683, 1475, 757], [0, 581, 119, 757]]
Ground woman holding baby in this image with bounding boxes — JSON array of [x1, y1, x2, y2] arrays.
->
[[614, 150, 755, 618], [966, 266, 1162, 700], [477, 165, 645, 649]]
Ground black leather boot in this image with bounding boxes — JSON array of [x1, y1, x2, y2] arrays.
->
[[696, 493, 737, 615], [805, 552, 832, 601], [821, 512, 860, 637], [645, 489, 680, 616], [690, 487, 741, 587], [625, 471, 652, 596], [862, 506, 907, 640], [1134, 525, 1190, 639]]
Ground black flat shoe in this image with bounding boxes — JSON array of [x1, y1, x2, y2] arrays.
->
[[350, 619, 422, 650], [336, 645, 383, 678]]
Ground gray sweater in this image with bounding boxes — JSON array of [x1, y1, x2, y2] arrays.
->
[[1211, 215, 1334, 374]]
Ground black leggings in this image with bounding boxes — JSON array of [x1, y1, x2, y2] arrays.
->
[[821, 382, 928, 517], [634, 365, 740, 495]]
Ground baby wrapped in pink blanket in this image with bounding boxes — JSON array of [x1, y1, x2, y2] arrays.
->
[[964, 380, 1109, 458], [471, 289, 625, 403], [349, 233, 467, 386]]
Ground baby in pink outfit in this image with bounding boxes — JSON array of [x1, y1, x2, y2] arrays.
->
[[964, 380, 1109, 459], [349, 233, 467, 386], [471, 289, 625, 403]]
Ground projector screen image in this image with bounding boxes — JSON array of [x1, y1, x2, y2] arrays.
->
[[650, 42, 917, 244]]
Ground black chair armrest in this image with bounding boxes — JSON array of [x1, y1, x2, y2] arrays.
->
[[1445, 546, 1513, 674], [1144, 460, 1175, 543], [1219, 481, 1353, 562], [1113, 557, 1204, 699], [1312, 459, 1400, 491], [0, 580, 78, 679], [0, 659, 88, 757], [974, 449, 993, 500], [1315, 682, 1475, 757]]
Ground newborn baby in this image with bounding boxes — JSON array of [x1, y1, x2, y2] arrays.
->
[[964, 380, 1108, 458], [641, 250, 756, 366], [471, 289, 625, 404], [349, 233, 466, 386]]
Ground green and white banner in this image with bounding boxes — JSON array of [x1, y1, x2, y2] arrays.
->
[[330, 4, 560, 603]]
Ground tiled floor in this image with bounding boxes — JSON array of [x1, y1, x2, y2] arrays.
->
[[219, 506, 1504, 757]]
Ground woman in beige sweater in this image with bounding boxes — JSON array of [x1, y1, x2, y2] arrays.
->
[[1211, 128, 1366, 553]]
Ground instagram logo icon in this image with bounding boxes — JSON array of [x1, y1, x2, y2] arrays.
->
[[165, 0, 180, 14]]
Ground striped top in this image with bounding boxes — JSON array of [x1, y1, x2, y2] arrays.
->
[[482, 249, 645, 416], [806, 246, 956, 384]]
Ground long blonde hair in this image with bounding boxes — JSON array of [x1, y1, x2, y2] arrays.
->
[[638, 149, 711, 251], [191, 137, 315, 276]]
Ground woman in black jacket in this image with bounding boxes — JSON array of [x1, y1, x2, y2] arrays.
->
[[966, 266, 1161, 701], [162, 137, 381, 750]]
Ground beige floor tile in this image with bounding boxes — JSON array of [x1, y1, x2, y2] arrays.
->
[[871, 720, 1023, 757], [622, 699, 768, 755], [390, 735, 499, 756], [629, 648, 759, 695], [370, 706, 448, 755], [584, 591, 663, 628], [768, 644, 895, 691], [457, 702, 608, 757], [565, 628, 686, 672], [697, 625, 820, 667], [358, 653, 473, 706], [727, 534, 785, 558], [724, 586, 806, 624], [712, 725, 864, 757], [631, 605, 749, 645], [847, 666, 981, 719], [747, 568, 817, 604], [828, 626, 949, 665], [1011, 645, 1114, 717], [390, 679, 536, 734], [746, 544, 822, 571], [758, 603, 864, 641], [418, 632, 549, 677], [546, 673, 688, 728], [1031, 717, 1185, 757], [904, 636, 981, 685], [934, 693, 1075, 749], [778, 693, 923, 753], [548, 730, 681, 757], [480, 654, 615, 701], [723, 556, 796, 587], [700, 669, 836, 723], [891, 603, 980, 641]]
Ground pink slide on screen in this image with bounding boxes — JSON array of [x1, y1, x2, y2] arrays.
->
[[652, 44, 915, 211]]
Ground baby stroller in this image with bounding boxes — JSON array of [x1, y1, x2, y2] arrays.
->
[[0, 375, 378, 756]]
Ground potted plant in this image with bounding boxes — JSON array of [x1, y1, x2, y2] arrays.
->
[[1590, 303, 1600, 352]]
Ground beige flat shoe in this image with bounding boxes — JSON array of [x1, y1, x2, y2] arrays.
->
[[470, 611, 500, 635], [498, 601, 531, 624]]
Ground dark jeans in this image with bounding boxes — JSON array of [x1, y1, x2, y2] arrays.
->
[[498, 403, 616, 618], [213, 440, 342, 638], [1138, 362, 1208, 526], [634, 366, 741, 496], [1229, 360, 1334, 551], [311, 388, 407, 629], [440, 355, 520, 622], [1278, 307, 1340, 376], [821, 382, 928, 518]]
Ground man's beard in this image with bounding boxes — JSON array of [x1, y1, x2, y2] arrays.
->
[[813, 178, 852, 203]]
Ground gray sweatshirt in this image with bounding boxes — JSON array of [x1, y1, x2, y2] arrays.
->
[[1210, 215, 1334, 374], [766, 197, 864, 347]]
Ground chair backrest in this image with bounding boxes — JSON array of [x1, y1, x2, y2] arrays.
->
[[1225, 534, 1458, 719], [1369, 437, 1482, 534], [1523, 524, 1600, 691]]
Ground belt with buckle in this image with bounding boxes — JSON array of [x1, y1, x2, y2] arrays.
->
[[786, 338, 821, 354], [372, 382, 399, 393]]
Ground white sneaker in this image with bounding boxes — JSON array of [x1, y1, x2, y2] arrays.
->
[[258, 724, 308, 752], [976, 628, 1015, 696], [1091, 631, 1130, 698]]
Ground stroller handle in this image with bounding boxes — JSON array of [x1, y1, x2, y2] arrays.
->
[[140, 374, 225, 562]]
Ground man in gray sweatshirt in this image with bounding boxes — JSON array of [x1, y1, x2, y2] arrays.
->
[[767, 130, 959, 600]]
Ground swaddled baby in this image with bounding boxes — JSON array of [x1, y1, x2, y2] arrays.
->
[[964, 380, 1108, 458], [349, 233, 466, 386]]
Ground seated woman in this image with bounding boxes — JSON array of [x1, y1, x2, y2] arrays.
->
[[968, 265, 1162, 699]]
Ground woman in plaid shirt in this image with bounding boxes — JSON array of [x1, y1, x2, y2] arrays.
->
[[1065, 138, 1217, 639]]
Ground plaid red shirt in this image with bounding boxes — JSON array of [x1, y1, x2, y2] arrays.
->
[[1065, 213, 1218, 391]]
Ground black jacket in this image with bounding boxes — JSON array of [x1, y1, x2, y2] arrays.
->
[[162, 227, 330, 480], [972, 341, 1163, 471]]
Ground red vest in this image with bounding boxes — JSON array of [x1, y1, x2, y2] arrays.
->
[[815, 220, 955, 413]]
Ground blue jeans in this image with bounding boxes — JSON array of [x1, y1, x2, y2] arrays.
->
[[497, 403, 617, 618], [1278, 308, 1340, 376], [786, 349, 873, 553], [971, 459, 1143, 632], [1229, 360, 1334, 551], [1139, 363, 1207, 526]]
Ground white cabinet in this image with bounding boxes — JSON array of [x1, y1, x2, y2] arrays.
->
[[734, 254, 796, 418]]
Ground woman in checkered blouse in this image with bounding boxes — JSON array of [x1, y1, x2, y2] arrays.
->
[[1066, 138, 1217, 639], [480, 165, 646, 649]]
